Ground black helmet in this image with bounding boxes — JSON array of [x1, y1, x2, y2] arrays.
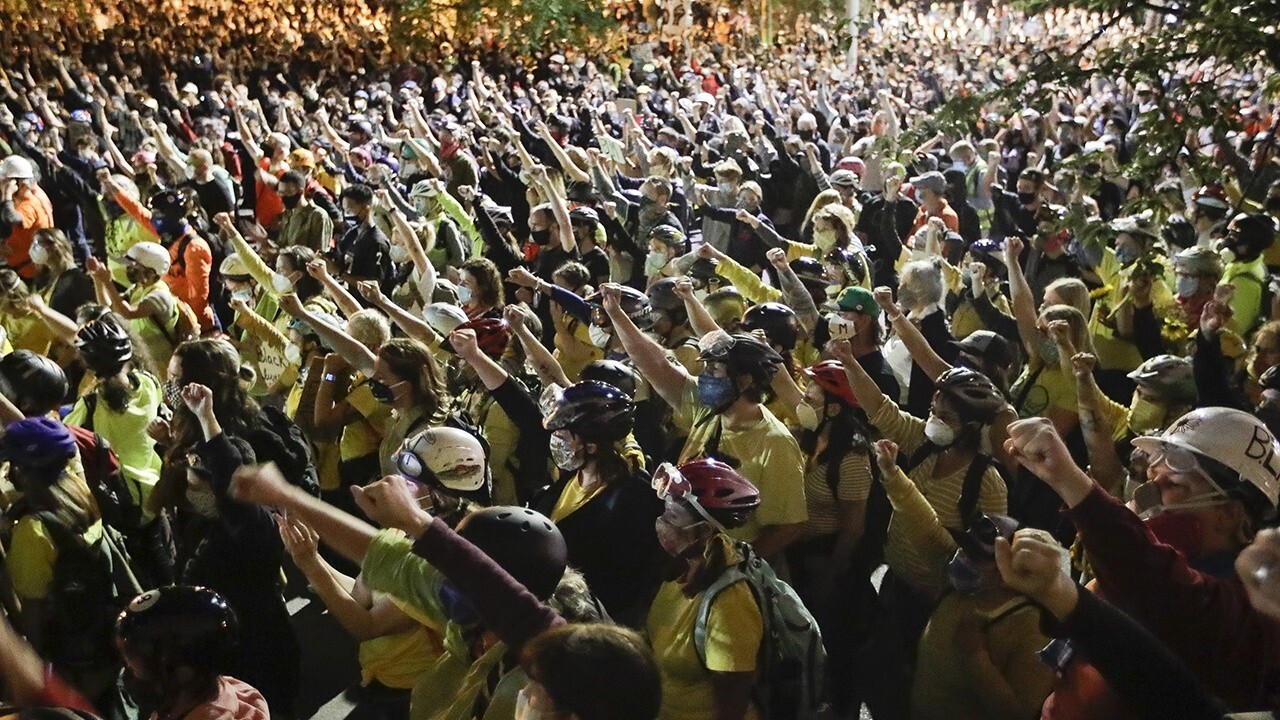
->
[[790, 256, 826, 286], [569, 206, 600, 228], [689, 257, 721, 282], [648, 224, 685, 250], [647, 277, 684, 311], [699, 332, 785, 385], [149, 188, 188, 218], [581, 360, 639, 398], [1162, 214, 1196, 250], [585, 286, 656, 331], [1227, 213, 1278, 256], [76, 319, 134, 376], [0, 350, 69, 416], [116, 586, 239, 675], [742, 302, 799, 351], [935, 367, 1006, 423], [543, 381, 635, 442], [457, 507, 568, 600]]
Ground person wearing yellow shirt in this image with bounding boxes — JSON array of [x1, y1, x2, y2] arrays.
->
[[647, 459, 764, 720], [0, 269, 56, 355], [608, 286, 808, 562], [1218, 213, 1275, 335]]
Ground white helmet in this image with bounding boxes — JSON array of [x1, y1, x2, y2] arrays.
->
[[0, 155, 35, 180], [423, 302, 468, 337], [1127, 354, 1196, 404], [1132, 407, 1280, 512], [219, 252, 251, 280], [124, 241, 171, 276], [394, 427, 488, 493]]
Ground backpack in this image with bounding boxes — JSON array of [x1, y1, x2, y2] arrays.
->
[[148, 295, 200, 347], [22, 511, 142, 669], [67, 421, 145, 536], [248, 405, 320, 496], [694, 542, 831, 720]]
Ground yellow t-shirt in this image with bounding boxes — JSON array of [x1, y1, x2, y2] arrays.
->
[[357, 591, 443, 689], [647, 575, 762, 720], [0, 307, 54, 355], [676, 383, 808, 543], [342, 379, 392, 462], [65, 372, 164, 520], [7, 516, 104, 599], [1012, 365, 1076, 420], [550, 479, 606, 523]]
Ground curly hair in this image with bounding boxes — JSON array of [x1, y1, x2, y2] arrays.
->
[[378, 338, 447, 420]]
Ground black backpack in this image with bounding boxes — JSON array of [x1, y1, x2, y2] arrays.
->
[[22, 511, 141, 668], [248, 406, 320, 496]]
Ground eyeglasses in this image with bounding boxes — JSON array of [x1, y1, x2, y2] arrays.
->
[[651, 462, 727, 532]]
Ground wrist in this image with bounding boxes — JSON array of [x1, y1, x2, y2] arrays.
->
[[403, 507, 433, 538], [1039, 578, 1081, 620]]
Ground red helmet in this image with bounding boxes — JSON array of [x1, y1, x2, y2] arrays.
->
[[1192, 183, 1230, 209], [457, 317, 511, 358], [836, 156, 867, 178], [676, 458, 760, 528], [803, 360, 858, 408]]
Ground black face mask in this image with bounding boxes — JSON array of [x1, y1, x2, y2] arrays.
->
[[281, 194, 302, 209], [1017, 192, 1038, 205], [368, 379, 396, 404], [531, 229, 552, 245], [798, 130, 815, 141]]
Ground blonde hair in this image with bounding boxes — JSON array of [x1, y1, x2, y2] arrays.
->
[[1044, 277, 1092, 319], [803, 192, 842, 229], [346, 309, 392, 352], [1040, 304, 1095, 355]]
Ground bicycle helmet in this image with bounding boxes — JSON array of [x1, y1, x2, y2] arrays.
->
[[689, 257, 722, 283], [676, 458, 761, 529], [543, 381, 635, 442], [569, 206, 600, 228], [803, 360, 858, 408], [581, 360, 639, 399], [423, 302, 470, 337], [219, 253, 252, 281], [76, 319, 134, 376], [585, 286, 657, 331], [1128, 354, 1196, 405], [116, 586, 239, 675], [455, 317, 511, 358], [949, 513, 1020, 561], [742, 302, 799, 351], [0, 416, 76, 476], [1227, 213, 1277, 257], [149, 188, 188, 218], [395, 427, 488, 494], [1174, 246, 1223, 278], [1163, 215, 1197, 250], [648, 225, 685, 250], [0, 350, 69, 416], [456, 507, 568, 600], [647, 277, 684, 312], [698, 331, 784, 386], [1192, 184, 1230, 210], [934, 366, 1006, 423]]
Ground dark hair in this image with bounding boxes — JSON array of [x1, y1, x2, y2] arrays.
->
[[342, 183, 375, 205], [279, 170, 306, 188], [170, 339, 260, 449], [799, 397, 870, 491], [460, 257, 505, 309], [1020, 168, 1046, 186], [552, 261, 591, 291], [521, 624, 661, 720], [278, 246, 322, 299]]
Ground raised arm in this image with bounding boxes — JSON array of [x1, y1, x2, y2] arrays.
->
[[505, 304, 571, 389], [602, 282, 693, 408], [1004, 236, 1039, 359], [875, 287, 952, 381], [278, 293, 377, 375]]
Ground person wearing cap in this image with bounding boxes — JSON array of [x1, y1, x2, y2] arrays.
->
[[1190, 184, 1232, 247], [826, 286, 901, 399], [826, 169, 862, 212], [907, 170, 960, 238], [87, 242, 182, 368], [0, 154, 55, 280], [949, 141, 994, 233], [1006, 413, 1280, 717], [1088, 213, 1174, 384], [691, 159, 744, 255], [1158, 245, 1223, 340]]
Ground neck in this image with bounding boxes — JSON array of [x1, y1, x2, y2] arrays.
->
[[578, 459, 603, 489], [850, 333, 877, 356], [721, 398, 762, 427]]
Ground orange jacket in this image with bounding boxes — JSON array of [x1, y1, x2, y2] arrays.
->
[[3, 185, 54, 279], [114, 188, 215, 331]]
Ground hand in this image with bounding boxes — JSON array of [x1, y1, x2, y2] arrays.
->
[[1004, 418, 1090, 503], [1047, 319, 1073, 347], [1004, 235, 1024, 266], [766, 247, 788, 270], [507, 266, 539, 289], [276, 514, 321, 565], [1069, 352, 1096, 380], [306, 258, 330, 280], [1238, 528, 1280, 622], [994, 529, 1077, 618], [356, 280, 384, 304], [278, 293, 305, 317], [502, 304, 528, 332], [351, 475, 432, 535], [146, 416, 171, 443], [599, 283, 623, 315], [734, 208, 760, 227], [24, 294, 45, 315], [230, 462, 295, 507], [1199, 299, 1228, 336], [697, 243, 725, 261], [179, 382, 214, 419], [829, 338, 855, 364], [96, 166, 113, 185], [85, 254, 107, 281], [968, 263, 987, 295], [873, 286, 901, 318], [673, 278, 696, 301], [449, 328, 480, 358], [873, 438, 899, 476], [213, 212, 235, 232]]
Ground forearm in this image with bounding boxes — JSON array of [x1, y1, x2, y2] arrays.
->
[[33, 304, 80, 345], [516, 325, 571, 388], [319, 273, 364, 318], [295, 556, 384, 640], [276, 485, 378, 564], [457, 349, 510, 391], [887, 313, 952, 381], [296, 307, 377, 375]]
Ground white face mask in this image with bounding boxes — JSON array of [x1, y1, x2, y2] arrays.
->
[[924, 416, 958, 446], [28, 244, 49, 266], [285, 343, 302, 365], [271, 272, 294, 295], [828, 316, 857, 340], [645, 250, 668, 277], [390, 245, 409, 263], [455, 284, 473, 304], [549, 434, 584, 472], [795, 401, 820, 431], [588, 323, 613, 349], [231, 288, 253, 304]]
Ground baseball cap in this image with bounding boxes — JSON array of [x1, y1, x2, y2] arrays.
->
[[829, 169, 859, 188], [836, 286, 880, 318], [910, 171, 946, 196], [950, 330, 1016, 368]]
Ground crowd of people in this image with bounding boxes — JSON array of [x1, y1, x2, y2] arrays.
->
[[1, 1, 1280, 720]]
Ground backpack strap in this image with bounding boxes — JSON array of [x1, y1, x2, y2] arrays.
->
[[958, 454, 993, 530], [901, 440, 938, 475], [693, 555, 753, 666], [81, 393, 98, 432], [1012, 364, 1044, 414]]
